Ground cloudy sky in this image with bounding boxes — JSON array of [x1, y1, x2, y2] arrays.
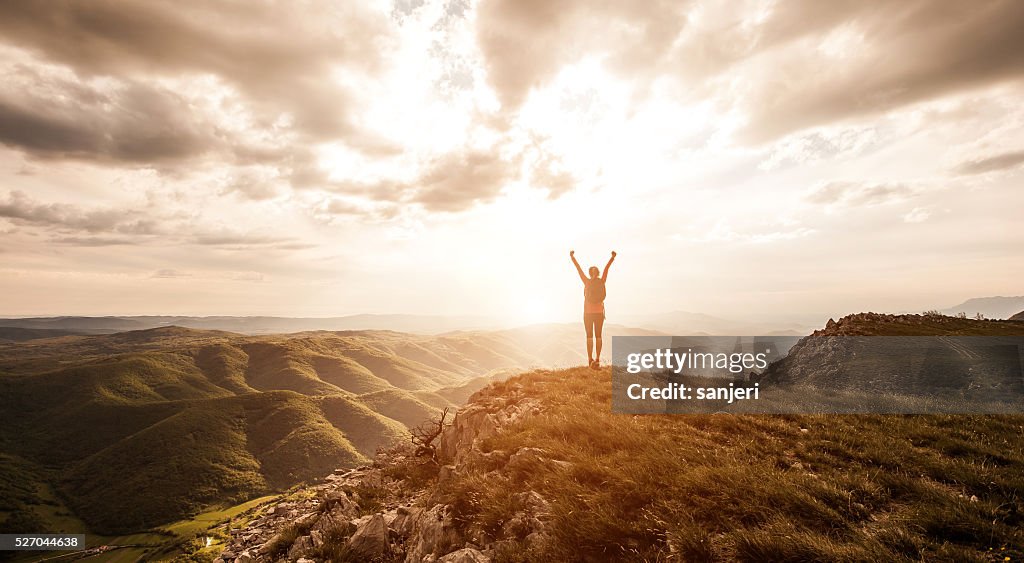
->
[[0, 0, 1022, 323]]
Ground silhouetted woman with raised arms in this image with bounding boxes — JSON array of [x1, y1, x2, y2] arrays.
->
[[570, 250, 616, 369]]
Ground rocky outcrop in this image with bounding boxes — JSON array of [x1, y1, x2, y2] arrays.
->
[[214, 380, 547, 562], [761, 312, 1024, 389], [438, 547, 490, 562], [348, 513, 389, 558], [1010, 310, 1024, 322], [437, 385, 542, 465]]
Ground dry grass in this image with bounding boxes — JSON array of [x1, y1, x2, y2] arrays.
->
[[439, 367, 1024, 562]]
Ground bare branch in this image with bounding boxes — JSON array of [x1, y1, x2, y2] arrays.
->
[[410, 407, 450, 460]]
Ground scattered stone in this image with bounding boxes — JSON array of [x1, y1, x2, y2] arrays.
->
[[438, 547, 491, 563], [348, 513, 389, 558], [391, 506, 423, 538], [295, 511, 319, 528], [406, 505, 461, 562], [287, 534, 313, 560], [258, 532, 283, 555]]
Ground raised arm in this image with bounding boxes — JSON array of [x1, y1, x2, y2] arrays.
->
[[570, 250, 586, 283], [602, 251, 617, 281]]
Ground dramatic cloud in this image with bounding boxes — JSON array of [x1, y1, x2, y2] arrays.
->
[[736, 1, 1024, 142], [411, 150, 515, 211], [0, 0, 388, 143], [804, 181, 916, 208], [190, 231, 298, 248], [0, 1, 1021, 318], [0, 190, 141, 233], [954, 150, 1024, 175], [0, 0, 400, 202], [476, 0, 1024, 142], [476, 0, 688, 109], [0, 76, 221, 163]]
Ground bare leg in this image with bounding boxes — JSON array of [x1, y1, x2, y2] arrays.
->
[[587, 337, 594, 364], [593, 315, 605, 367]]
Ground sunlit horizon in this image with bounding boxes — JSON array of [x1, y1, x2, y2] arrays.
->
[[1, 1, 1022, 321]]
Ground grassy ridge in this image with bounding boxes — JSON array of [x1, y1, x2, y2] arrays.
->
[[441, 367, 1024, 561], [0, 324, 647, 537]]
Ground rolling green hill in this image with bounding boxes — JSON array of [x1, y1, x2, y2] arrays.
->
[[0, 323, 654, 537]]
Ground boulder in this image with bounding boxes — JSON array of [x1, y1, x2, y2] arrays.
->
[[405, 505, 461, 562], [235, 551, 254, 563], [295, 511, 319, 528], [309, 529, 325, 549], [313, 504, 356, 537], [347, 512, 389, 558], [287, 535, 313, 560], [391, 506, 423, 538], [437, 396, 541, 464], [438, 547, 491, 563]]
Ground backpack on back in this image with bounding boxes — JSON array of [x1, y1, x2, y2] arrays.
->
[[585, 278, 606, 304]]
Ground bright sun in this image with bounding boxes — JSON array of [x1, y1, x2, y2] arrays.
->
[[514, 298, 550, 326]]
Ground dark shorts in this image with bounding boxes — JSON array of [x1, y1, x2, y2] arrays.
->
[[584, 312, 605, 339]]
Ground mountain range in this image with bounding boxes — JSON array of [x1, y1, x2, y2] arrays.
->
[[940, 295, 1024, 319], [0, 314, 501, 336], [0, 323, 657, 536]]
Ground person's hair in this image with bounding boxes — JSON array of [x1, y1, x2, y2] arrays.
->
[[588, 266, 599, 277]]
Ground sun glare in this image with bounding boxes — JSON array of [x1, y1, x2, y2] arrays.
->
[[514, 298, 551, 326]]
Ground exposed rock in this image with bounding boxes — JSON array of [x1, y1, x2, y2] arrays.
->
[[218, 383, 547, 563], [309, 529, 324, 549], [391, 505, 423, 538], [313, 498, 358, 537], [347, 512, 389, 558], [287, 534, 313, 560], [405, 505, 461, 562], [438, 547, 491, 562], [351, 513, 374, 530], [438, 388, 542, 464], [295, 511, 319, 528], [258, 533, 283, 555], [438, 464, 458, 486]]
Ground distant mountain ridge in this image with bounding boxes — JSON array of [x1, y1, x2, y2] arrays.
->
[[940, 296, 1024, 319], [0, 314, 502, 335]]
